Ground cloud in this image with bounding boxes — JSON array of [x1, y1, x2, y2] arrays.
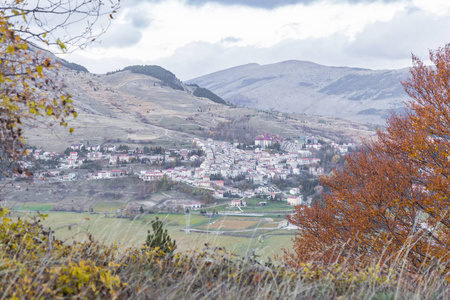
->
[[127, 11, 153, 29], [346, 8, 450, 63], [219, 36, 242, 45], [151, 38, 354, 80], [150, 5, 450, 81], [63, 0, 450, 81], [129, 1, 405, 10], [97, 24, 143, 48], [185, 0, 313, 9]]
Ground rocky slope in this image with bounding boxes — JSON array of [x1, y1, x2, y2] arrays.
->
[[187, 60, 411, 124]]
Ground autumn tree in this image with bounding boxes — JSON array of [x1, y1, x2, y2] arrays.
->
[[0, 0, 119, 176], [285, 44, 450, 272]]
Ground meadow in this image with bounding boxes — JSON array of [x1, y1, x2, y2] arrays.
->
[[14, 211, 295, 261]]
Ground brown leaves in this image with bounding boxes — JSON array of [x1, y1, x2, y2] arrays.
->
[[286, 44, 450, 272]]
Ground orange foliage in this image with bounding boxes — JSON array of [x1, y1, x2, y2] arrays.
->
[[285, 44, 450, 272]]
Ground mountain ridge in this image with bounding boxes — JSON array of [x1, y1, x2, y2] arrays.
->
[[23, 63, 375, 152], [187, 60, 411, 124]]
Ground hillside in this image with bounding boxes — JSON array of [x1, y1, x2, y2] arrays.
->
[[23, 63, 375, 152], [187, 60, 411, 124]]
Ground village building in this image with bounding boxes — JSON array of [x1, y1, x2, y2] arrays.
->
[[183, 201, 202, 210], [140, 170, 164, 181], [86, 144, 100, 152], [287, 195, 303, 206], [230, 199, 247, 207], [70, 143, 84, 151]]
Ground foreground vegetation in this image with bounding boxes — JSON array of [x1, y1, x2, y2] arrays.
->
[[1, 208, 448, 299]]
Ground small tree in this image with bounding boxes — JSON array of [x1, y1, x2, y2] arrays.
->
[[144, 217, 177, 255]]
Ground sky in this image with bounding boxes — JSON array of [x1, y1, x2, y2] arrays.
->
[[61, 0, 450, 80]]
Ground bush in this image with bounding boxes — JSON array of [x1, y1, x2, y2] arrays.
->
[[1, 208, 448, 299]]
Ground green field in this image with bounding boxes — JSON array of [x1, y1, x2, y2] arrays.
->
[[14, 211, 295, 261], [92, 201, 127, 212], [241, 198, 295, 212], [12, 202, 56, 211]]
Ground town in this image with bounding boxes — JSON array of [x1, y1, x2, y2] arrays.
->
[[14, 134, 357, 210]]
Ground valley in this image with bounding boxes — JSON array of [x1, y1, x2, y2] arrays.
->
[[3, 62, 381, 260]]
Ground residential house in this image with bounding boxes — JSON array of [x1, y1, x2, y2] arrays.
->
[[213, 190, 224, 199], [97, 171, 111, 179], [287, 195, 302, 206], [110, 170, 123, 177], [86, 144, 100, 152], [87, 152, 102, 161], [103, 144, 116, 152], [255, 134, 272, 149], [118, 154, 130, 163], [141, 170, 163, 181], [71, 143, 84, 151]]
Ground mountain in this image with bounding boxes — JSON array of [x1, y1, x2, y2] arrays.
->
[[23, 60, 375, 152], [187, 60, 411, 124], [107, 65, 226, 104]]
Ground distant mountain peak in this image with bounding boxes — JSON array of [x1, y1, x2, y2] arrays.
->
[[187, 60, 411, 124]]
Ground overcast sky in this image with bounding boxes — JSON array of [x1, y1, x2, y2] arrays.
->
[[62, 0, 450, 80]]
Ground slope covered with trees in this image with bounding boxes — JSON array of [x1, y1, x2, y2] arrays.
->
[[121, 65, 185, 91], [190, 85, 228, 105], [108, 66, 227, 105]]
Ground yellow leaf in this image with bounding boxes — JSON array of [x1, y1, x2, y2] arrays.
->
[[36, 65, 43, 75], [69, 128, 74, 133], [7, 45, 15, 53]]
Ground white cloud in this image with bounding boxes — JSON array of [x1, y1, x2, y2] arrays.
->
[[62, 0, 450, 80], [411, 0, 450, 16]]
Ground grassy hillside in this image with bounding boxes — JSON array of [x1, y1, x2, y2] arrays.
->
[[22, 69, 375, 152]]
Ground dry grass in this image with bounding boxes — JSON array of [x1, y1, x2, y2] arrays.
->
[[1, 207, 449, 299]]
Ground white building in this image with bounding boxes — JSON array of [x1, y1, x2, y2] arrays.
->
[[230, 199, 247, 207], [287, 195, 303, 206]]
